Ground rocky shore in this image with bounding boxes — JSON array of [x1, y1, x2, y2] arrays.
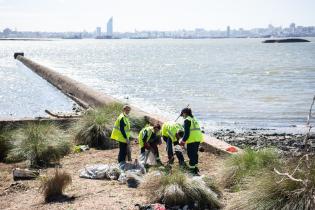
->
[[212, 129, 315, 154]]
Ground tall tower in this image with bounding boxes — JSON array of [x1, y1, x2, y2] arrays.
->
[[226, 26, 230, 38], [107, 17, 113, 38]]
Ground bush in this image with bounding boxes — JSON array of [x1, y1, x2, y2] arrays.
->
[[142, 169, 222, 209], [5, 122, 72, 167], [39, 169, 72, 203], [228, 156, 315, 210], [73, 103, 123, 149], [222, 147, 280, 191], [0, 128, 13, 161], [73, 103, 148, 149]]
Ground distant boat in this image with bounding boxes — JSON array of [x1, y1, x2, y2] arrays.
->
[[262, 38, 310, 43]]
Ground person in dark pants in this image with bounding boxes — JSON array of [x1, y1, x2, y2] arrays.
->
[[161, 121, 185, 165], [179, 108, 203, 175], [110, 105, 131, 167], [138, 124, 162, 165]]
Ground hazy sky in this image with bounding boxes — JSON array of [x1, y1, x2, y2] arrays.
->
[[0, 0, 314, 32]]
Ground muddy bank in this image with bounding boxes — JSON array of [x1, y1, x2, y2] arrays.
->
[[212, 129, 315, 154]]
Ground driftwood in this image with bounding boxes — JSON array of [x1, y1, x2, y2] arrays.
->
[[65, 93, 90, 109], [274, 95, 315, 185], [45, 110, 81, 119], [13, 168, 39, 181]]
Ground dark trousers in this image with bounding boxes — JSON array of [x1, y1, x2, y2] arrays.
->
[[118, 142, 127, 163], [187, 142, 200, 168], [140, 142, 160, 159], [163, 136, 184, 164]]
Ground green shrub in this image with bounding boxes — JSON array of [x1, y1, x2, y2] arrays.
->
[[73, 103, 148, 148], [142, 169, 222, 209], [5, 122, 72, 167], [228, 156, 315, 210], [222, 147, 280, 191], [0, 128, 13, 161], [72, 103, 123, 149]]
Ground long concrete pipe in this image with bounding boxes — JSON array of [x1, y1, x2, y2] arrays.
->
[[16, 54, 238, 155]]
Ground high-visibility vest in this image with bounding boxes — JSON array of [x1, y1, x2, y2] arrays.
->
[[161, 122, 183, 142], [185, 116, 203, 144], [138, 126, 154, 148], [110, 113, 130, 143]]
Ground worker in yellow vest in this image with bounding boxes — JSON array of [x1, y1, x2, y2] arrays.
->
[[111, 105, 131, 166], [138, 124, 162, 165], [161, 121, 185, 166], [179, 108, 203, 175]]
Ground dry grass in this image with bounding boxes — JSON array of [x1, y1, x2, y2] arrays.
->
[[39, 169, 72, 203], [141, 169, 222, 209]]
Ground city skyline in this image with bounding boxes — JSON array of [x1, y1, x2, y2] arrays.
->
[[0, 0, 315, 32]]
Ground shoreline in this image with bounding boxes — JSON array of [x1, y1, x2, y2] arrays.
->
[[213, 128, 315, 154]]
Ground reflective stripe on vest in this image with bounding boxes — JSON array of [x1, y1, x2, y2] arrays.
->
[[186, 116, 203, 144]]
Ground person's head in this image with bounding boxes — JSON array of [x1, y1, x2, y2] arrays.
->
[[153, 124, 161, 133], [180, 107, 193, 118], [123, 105, 131, 116], [176, 130, 184, 140]]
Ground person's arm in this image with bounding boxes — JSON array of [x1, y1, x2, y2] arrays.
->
[[182, 119, 191, 142], [120, 118, 127, 139]]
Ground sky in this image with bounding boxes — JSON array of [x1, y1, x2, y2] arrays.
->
[[0, 0, 314, 32]]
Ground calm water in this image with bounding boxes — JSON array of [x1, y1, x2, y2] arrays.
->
[[1, 38, 315, 132]]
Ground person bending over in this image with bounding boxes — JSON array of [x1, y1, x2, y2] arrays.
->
[[161, 121, 185, 166], [138, 124, 162, 165]]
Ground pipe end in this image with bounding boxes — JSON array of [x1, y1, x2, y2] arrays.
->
[[14, 52, 24, 59]]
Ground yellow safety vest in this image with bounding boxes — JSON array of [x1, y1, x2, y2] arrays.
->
[[138, 126, 154, 148], [185, 116, 203, 144], [110, 113, 130, 143], [161, 122, 183, 143]]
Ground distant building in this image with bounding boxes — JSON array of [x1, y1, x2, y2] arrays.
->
[[107, 17, 113, 38], [226, 26, 230, 38], [96, 27, 101, 37], [290, 23, 296, 34]]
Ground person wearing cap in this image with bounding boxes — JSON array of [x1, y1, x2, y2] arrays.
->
[[111, 105, 131, 166], [179, 108, 203, 175], [161, 121, 185, 166], [138, 124, 162, 165]]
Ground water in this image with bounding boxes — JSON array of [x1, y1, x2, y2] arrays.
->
[[0, 38, 315, 133]]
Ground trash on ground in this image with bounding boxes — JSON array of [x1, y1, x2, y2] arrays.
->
[[73, 145, 90, 153]]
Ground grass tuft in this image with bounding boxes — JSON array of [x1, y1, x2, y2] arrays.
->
[[222, 147, 280, 191], [228, 156, 315, 210], [0, 127, 13, 161], [39, 169, 72, 203], [72, 103, 123, 149], [5, 122, 72, 167], [142, 169, 222, 209]]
